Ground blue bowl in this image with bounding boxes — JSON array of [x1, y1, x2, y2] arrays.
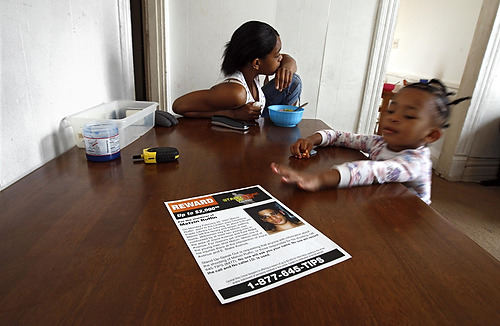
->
[[268, 105, 304, 127]]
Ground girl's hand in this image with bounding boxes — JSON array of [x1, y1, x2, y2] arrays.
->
[[290, 133, 323, 158], [290, 138, 314, 159], [270, 163, 341, 191], [231, 102, 261, 121], [271, 163, 323, 191], [275, 66, 293, 91], [274, 54, 297, 91]]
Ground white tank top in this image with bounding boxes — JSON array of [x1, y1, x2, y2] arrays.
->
[[222, 70, 266, 109]]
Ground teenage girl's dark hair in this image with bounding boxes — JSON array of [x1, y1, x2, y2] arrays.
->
[[404, 79, 471, 128], [221, 21, 279, 76]]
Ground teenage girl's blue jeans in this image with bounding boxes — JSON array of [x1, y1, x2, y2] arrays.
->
[[261, 73, 302, 117]]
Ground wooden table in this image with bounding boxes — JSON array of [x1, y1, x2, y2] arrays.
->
[[1, 118, 499, 325]]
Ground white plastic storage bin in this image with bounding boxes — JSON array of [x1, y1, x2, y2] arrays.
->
[[64, 100, 158, 149]]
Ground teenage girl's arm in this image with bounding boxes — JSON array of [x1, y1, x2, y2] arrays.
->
[[172, 83, 261, 121], [275, 54, 297, 91]]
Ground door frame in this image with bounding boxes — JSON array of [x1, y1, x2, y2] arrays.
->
[[118, 0, 135, 99], [356, 0, 399, 134], [142, 0, 167, 111]]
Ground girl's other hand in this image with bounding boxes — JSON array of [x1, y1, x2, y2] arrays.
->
[[290, 133, 323, 158], [270, 163, 323, 191], [290, 138, 314, 159]]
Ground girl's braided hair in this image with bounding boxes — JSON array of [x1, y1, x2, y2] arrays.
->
[[404, 79, 471, 128]]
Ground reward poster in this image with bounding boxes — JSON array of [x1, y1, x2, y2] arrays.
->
[[164, 185, 351, 304]]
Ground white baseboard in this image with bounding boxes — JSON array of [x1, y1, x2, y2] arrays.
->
[[435, 155, 499, 182], [462, 157, 500, 182], [434, 155, 467, 181]]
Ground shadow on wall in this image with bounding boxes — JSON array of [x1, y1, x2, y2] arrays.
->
[[39, 121, 76, 163], [39, 51, 126, 163]]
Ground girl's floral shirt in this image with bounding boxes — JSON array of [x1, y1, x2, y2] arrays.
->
[[317, 130, 432, 204]]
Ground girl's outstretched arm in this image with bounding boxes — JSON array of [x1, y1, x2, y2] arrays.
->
[[270, 162, 340, 191]]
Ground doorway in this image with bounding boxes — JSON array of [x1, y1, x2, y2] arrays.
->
[[382, 0, 482, 164]]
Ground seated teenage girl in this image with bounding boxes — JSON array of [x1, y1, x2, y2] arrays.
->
[[172, 21, 302, 121]]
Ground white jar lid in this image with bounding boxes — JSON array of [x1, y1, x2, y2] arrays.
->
[[83, 121, 119, 137]]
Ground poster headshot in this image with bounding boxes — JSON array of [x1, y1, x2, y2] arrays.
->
[[245, 202, 304, 235]]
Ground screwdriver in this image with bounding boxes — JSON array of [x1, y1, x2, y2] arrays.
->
[[132, 147, 179, 163]]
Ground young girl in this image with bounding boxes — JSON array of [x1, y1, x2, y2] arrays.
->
[[172, 21, 302, 121], [271, 79, 470, 204]]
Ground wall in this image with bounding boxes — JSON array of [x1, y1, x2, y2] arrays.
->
[[166, 0, 379, 131], [316, 0, 379, 131], [387, 0, 482, 88], [1, 0, 134, 190]]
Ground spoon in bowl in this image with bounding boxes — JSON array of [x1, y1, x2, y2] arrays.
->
[[294, 102, 308, 111]]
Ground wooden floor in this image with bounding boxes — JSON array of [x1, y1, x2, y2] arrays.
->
[[430, 174, 500, 261]]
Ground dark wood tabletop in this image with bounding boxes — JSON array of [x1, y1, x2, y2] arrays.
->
[[1, 118, 499, 325]]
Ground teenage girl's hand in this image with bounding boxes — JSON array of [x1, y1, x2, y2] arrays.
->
[[270, 163, 340, 191], [274, 54, 297, 91], [274, 66, 294, 91], [230, 102, 261, 121]]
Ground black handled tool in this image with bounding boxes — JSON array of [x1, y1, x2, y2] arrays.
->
[[132, 147, 179, 163]]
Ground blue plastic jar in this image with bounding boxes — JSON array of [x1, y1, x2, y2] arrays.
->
[[83, 122, 120, 162]]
